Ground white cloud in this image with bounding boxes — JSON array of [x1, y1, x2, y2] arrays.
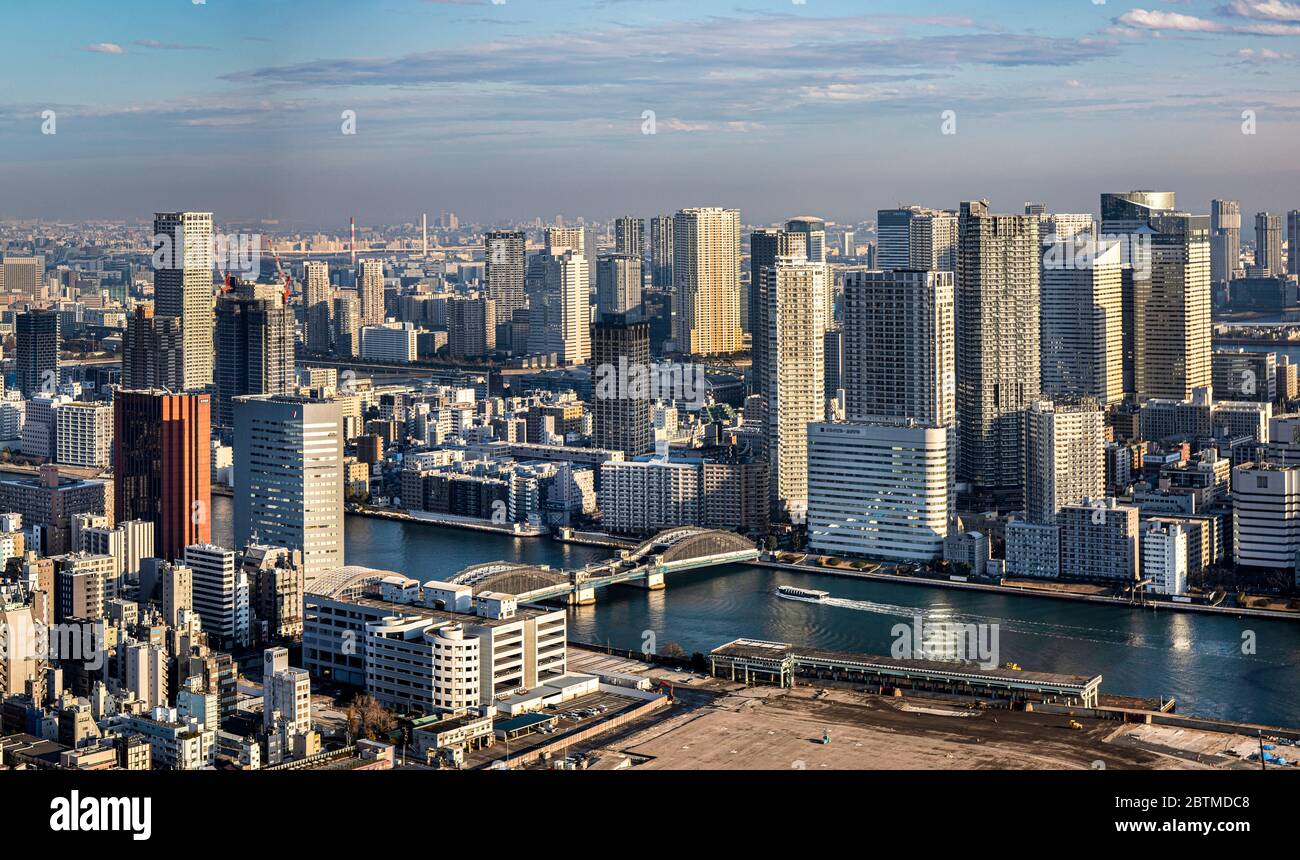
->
[[1219, 0, 1300, 22], [83, 42, 126, 54], [1117, 7, 1300, 34]]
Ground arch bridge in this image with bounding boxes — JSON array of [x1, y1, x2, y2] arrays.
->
[[448, 528, 759, 605]]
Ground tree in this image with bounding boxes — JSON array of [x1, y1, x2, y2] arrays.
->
[[661, 641, 687, 659], [346, 694, 397, 741]]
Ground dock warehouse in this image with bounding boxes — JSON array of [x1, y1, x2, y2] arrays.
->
[[709, 639, 1102, 708]]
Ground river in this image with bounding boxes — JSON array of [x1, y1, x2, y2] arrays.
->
[[208, 495, 1300, 727]]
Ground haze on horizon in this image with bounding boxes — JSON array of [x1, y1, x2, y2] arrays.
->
[[2, 0, 1299, 227]]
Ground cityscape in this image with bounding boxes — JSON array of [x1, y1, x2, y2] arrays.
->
[[1, 2, 1298, 827]]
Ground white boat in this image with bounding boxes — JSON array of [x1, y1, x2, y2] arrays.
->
[[776, 585, 830, 603]]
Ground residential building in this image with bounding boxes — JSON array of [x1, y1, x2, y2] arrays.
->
[[358, 259, 385, 327], [214, 281, 296, 431], [1057, 498, 1140, 584], [1023, 400, 1106, 524], [674, 207, 742, 355], [55, 402, 113, 469], [1040, 239, 1124, 405], [763, 256, 826, 521], [956, 200, 1042, 507], [842, 269, 954, 425]]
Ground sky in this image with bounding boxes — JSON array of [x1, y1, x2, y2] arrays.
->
[[1, 0, 1299, 228]]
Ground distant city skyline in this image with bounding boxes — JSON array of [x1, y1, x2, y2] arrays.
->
[[1, 0, 1299, 223]]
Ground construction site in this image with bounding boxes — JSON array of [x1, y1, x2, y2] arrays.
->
[[551, 644, 1300, 771]]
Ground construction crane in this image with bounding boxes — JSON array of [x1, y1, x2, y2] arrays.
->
[[266, 240, 293, 303]]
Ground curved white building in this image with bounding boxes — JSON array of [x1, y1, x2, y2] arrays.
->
[[807, 421, 950, 561]]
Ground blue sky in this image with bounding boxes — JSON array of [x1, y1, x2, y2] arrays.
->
[[2, 0, 1299, 227]]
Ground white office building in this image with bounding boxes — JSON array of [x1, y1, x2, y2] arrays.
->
[[360, 322, 418, 363], [304, 577, 567, 707], [184, 544, 250, 649], [1232, 462, 1300, 569], [365, 616, 482, 713], [234, 395, 345, 583], [807, 421, 950, 562]]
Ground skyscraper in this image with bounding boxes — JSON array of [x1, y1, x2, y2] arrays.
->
[[596, 254, 642, 317], [1210, 199, 1241, 285], [1136, 213, 1212, 400], [113, 390, 212, 562], [2, 256, 42, 300], [876, 206, 958, 272], [824, 328, 843, 402], [233, 395, 344, 583], [448, 296, 496, 357], [749, 228, 807, 385], [763, 256, 826, 521], [1040, 238, 1125, 405], [1100, 190, 1176, 235], [1023, 400, 1106, 524], [544, 226, 584, 255], [673, 208, 742, 356], [842, 269, 954, 425], [484, 231, 526, 319], [123, 305, 184, 391], [956, 200, 1041, 508], [153, 212, 215, 391], [534, 250, 589, 365], [591, 315, 653, 458], [1255, 212, 1283, 276], [333, 293, 360, 358], [303, 261, 333, 353], [1288, 210, 1300, 277], [649, 215, 674, 290], [16, 309, 60, 399], [910, 209, 960, 272], [785, 217, 826, 263], [358, 259, 385, 327], [875, 208, 915, 271], [1101, 192, 1209, 401], [214, 281, 296, 432], [614, 217, 645, 258]]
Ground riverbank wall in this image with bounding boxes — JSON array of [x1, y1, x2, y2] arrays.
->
[[754, 559, 1300, 622]]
